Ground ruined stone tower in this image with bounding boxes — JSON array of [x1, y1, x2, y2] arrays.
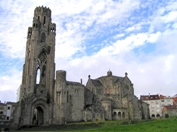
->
[[12, 6, 150, 128], [17, 6, 56, 125]]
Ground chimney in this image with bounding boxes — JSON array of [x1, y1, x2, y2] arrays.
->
[[80, 79, 82, 85]]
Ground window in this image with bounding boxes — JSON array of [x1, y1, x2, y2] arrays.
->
[[67, 91, 69, 103], [7, 106, 10, 110], [6, 116, 9, 120], [41, 33, 46, 42], [167, 99, 171, 102], [165, 114, 169, 118], [36, 68, 40, 84], [38, 51, 47, 63], [0, 111, 3, 114], [43, 16, 46, 26], [0, 106, 4, 110], [156, 114, 160, 117]]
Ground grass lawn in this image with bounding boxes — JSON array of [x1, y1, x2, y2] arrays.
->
[[16, 117, 177, 132]]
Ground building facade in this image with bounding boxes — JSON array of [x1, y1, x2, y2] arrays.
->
[[162, 105, 177, 118], [161, 95, 177, 118], [6, 102, 17, 122], [0, 101, 17, 126], [0, 102, 6, 124], [140, 94, 173, 118], [12, 6, 149, 127]]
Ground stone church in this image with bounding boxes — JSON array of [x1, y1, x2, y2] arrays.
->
[[12, 6, 149, 127]]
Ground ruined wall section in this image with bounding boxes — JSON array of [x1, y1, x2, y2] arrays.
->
[[84, 88, 93, 106], [140, 101, 150, 119], [132, 96, 142, 120], [101, 100, 112, 120], [54, 70, 85, 124], [67, 83, 85, 122], [54, 70, 66, 124]]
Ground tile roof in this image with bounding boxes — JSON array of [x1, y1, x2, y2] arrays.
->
[[0, 102, 6, 106], [140, 94, 160, 100]]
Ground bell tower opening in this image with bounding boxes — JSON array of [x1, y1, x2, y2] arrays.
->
[[43, 16, 46, 26], [32, 106, 44, 125]]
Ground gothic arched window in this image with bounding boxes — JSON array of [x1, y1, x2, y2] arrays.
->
[[41, 33, 46, 43], [38, 50, 47, 63], [38, 16, 40, 20], [36, 68, 40, 84], [43, 16, 46, 26]]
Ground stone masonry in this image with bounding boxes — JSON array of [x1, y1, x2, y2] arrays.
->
[[12, 6, 149, 127]]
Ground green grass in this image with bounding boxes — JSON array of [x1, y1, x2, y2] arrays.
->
[[17, 117, 177, 132]]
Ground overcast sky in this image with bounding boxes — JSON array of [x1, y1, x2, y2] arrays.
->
[[0, 0, 177, 102]]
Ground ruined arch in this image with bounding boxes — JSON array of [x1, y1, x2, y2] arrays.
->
[[151, 114, 155, 118], [32, 106, 44, 125], [31, 99, 49, 125], [35, 58, 41, 85], [118, 112, 121, 119], [156, 114, 160, 118], [113, 112, 117, 120], [36, 50, 47, 86]]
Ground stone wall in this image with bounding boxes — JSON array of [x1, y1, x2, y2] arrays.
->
[[141, 101, 150, 119], [162, 107, 177, 118], [12, 6, 150, 127]]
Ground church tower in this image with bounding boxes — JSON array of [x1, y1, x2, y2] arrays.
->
[[18, 6, 56, 126]]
